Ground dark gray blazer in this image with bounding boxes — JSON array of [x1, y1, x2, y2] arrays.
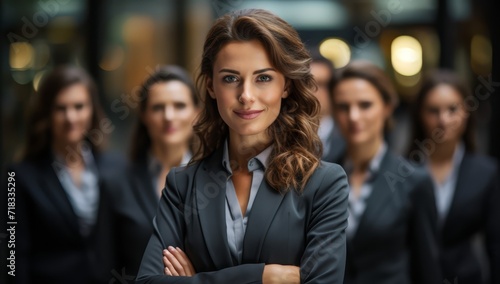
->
[[321, 125, 346, 164], [109, 154, 161, 279], [136, 146, 349, 284], [439, 153, 500, 284], [343, 151, 442, 284]]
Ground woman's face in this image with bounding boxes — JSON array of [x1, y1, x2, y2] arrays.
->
[[420, 84, 467, 145], [51, 83, 93, 147], [208, 40, 288, 140], [142, 80, 198, 147], [332, 78, 390, 146]]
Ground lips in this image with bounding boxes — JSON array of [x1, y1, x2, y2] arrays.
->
[[164, 126, 177, 134], [234, 109, 263, 119]]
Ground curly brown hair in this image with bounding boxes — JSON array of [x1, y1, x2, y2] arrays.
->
[[192, 9, 322, 192]]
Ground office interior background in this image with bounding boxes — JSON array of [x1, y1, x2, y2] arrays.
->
[[1, 0, 499, 169]]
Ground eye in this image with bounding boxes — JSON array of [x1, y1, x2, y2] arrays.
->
[[74, 103, 85, 110], [359, 101, 372, 109], [223, 75, 238, 83], [335, 103, 349, 112], [425, 107, 440, 116], [152, 104, 164, 112], [174, 102, 187, 110], [449, 105, 458, 114], [257, 74, 272, 82]]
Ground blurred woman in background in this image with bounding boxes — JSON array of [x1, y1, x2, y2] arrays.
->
[[8, 65, 121, 284], [111, 65, 200, 278], [408, 69, 499, 284], [330, 60, 442, 284]]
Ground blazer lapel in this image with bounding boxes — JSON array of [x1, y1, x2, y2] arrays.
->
[[352, 152, 394, 241], [196, 148, 234, 269], [38, 156, 81, 235], [242, 180, 285, 263], [441, 154, 473, 234]]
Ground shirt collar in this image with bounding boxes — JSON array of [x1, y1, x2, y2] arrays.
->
[[53, 143, 96, 173], [148, 150, 193, 174], [222, 139, 273, 174]]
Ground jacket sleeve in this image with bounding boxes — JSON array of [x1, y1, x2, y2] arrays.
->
[[300, 163, 349, 284], [408, 171, 442, 284], [135, 169, 265, 284]]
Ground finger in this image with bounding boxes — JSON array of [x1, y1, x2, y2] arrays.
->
[[176, 247, 195, 275], [168, 246, 192, 276], [164, 265, 172, 276], [165, 249, 186, 276], [163, 254, 179, 276]]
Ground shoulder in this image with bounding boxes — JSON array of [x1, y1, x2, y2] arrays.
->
[[462, 152, 498, 175], [302, 161, 349, 199], [95, 150, 127, 171], [7, 158, 44, 178]]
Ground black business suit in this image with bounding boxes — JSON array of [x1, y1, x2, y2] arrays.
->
[[136, 146, 349, 284], [321, 124, 346, 163], [438, 153, 500, 284], [109, 154, 160, 279], [8, 150, 123, 284], [342, 150, 442, 284]]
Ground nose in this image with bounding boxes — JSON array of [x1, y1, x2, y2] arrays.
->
[[348, 106, 360, 122], [64, 108, 78, 123], [164, 105, 175, 121], [238, 81, 255, 104], [438, 109, 452, 125]]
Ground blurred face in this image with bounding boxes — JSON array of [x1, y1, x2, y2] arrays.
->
[[208, 40, 288, 140], [420, 84, 467, 145], [51, 83, 93, 147], [332, 78, 390, 146], [310, 62, 332, 117], [142, 81, 198, 147]]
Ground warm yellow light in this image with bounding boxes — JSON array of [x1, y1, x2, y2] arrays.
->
[[10, 42, 34, 70], [33, 70, 48, 91], [99, 45, 125, 71], [391, 36, 422, 76], [319, 38, 351, 68], [471, 35, 492, 75]]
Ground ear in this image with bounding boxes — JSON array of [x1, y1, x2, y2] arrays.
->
[[206, 78, 216, 99], [282, 80, 290, 99]]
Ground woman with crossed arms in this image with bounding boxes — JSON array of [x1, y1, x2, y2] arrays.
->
[[136, 8, 349, 284]]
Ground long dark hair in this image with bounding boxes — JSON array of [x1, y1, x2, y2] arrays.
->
[[22, 65, 105, 160], [129, 65, 200, 162], [192, 9, 322, 192], [407, 69, 476, 161]]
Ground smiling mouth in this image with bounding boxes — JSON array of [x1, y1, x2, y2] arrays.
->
[[234, 110, 263, 119]]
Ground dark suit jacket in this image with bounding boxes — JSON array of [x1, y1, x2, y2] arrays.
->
[[439, 153, 500, 284], [321, 125, 346, 164], [136, 146, 349, 284], [109, 155, 160, 279], [342, 151, 442, 284], [7, 151, 123, 284]]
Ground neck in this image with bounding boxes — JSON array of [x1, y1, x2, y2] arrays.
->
[[429, 140, 458, 164], [52, 141, 84, 166], [347, 137, 383, 172], [228, 132, 271, 172], [150, 142, 188, 168]]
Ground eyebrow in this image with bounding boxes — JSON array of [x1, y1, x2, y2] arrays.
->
[[218, 68, 275, 75]]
